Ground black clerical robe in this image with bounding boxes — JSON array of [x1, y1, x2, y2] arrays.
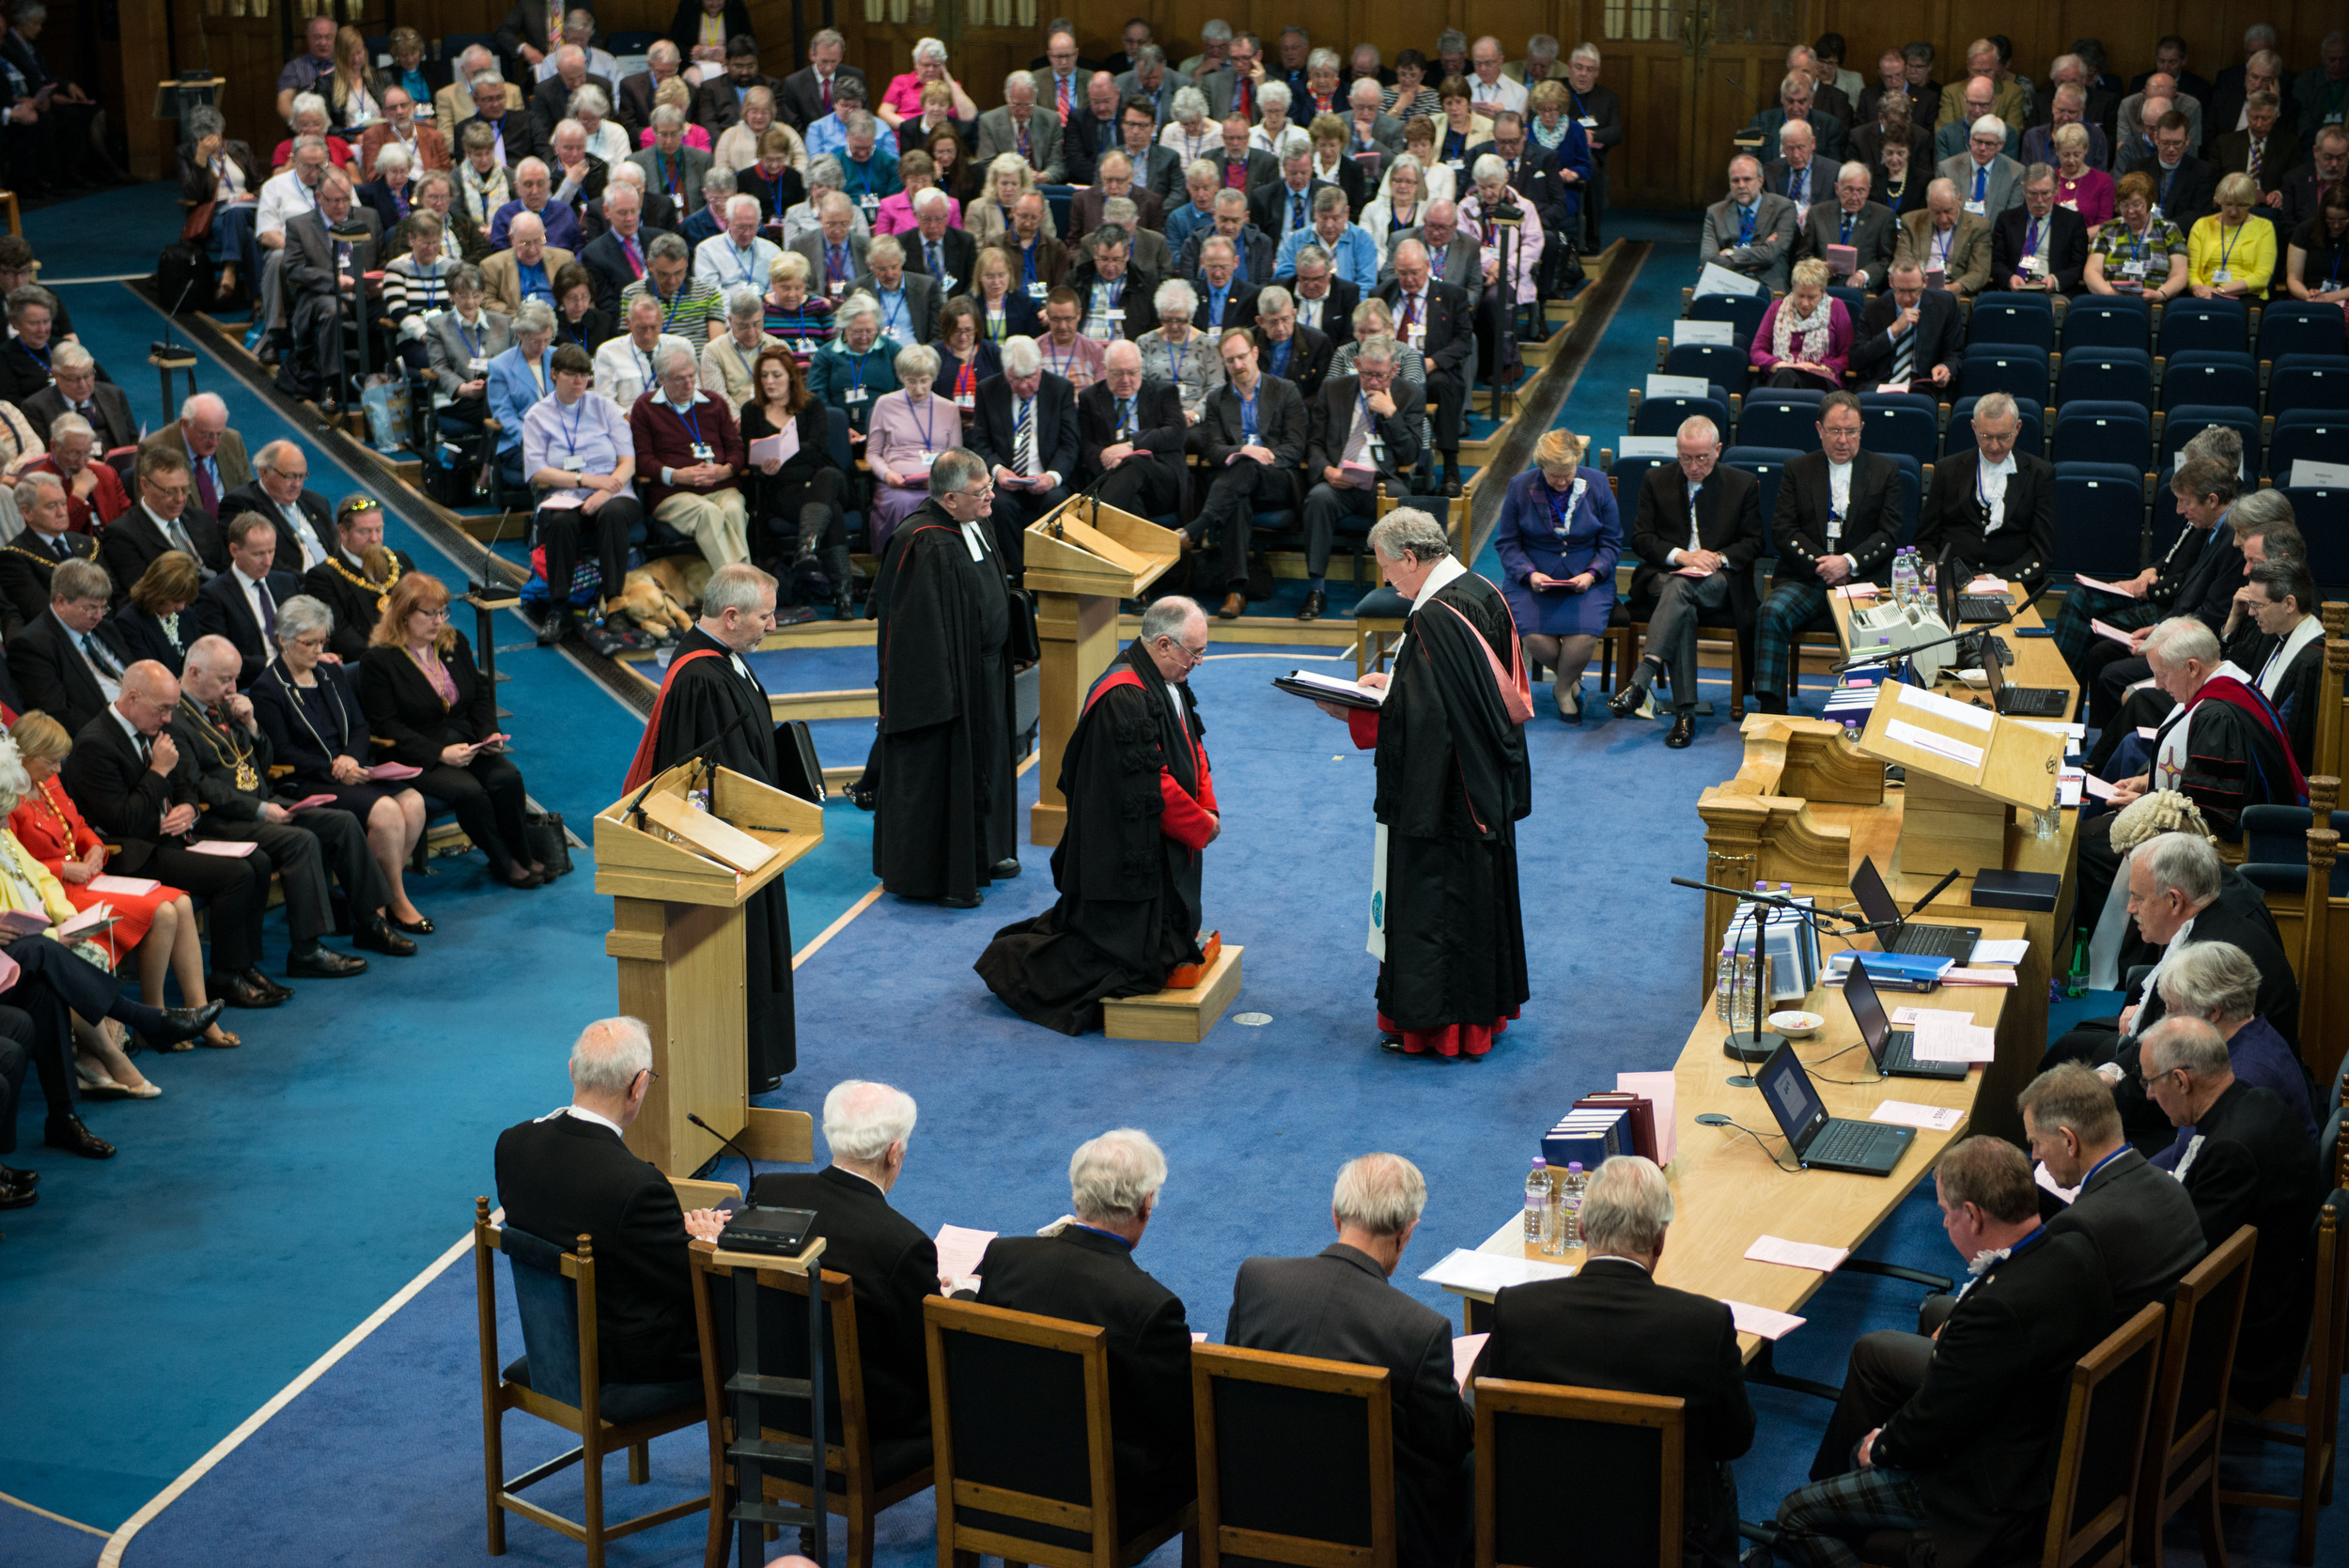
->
[[870, 500, 1019, 904], [625, 624, 797, 1087], [1348, 564, 1531, 1057], [974, 638, 1217, 1033]]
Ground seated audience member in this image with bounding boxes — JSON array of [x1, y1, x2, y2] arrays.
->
[[1892, 178, 1992, 295], [633, 105, 714, 214], [1377, 239, 1472, 494], [1914, 391, 2053, 597], [219, 441, 334, 576], [1776, 1137, 2114, 1568], [1608, 416, 1765, 749], [458, 67, 547, 171], [1937, 112, 2024, 214], [1228, 1153, 1471, 1567], [2048, 124, 2112, 229], [864, 343, 962, 553], [2283, 182, 2349, 303], [748, 1080, 939, 1443], [1753, 394, 1900, 714], [1287, 243, 1362, 341], [1871, 127, 1930, 221], [272, 92, 359, 178], [2187, 174, 2276, 302], [358, 82, 448, 181], [1851, 262, 1961, 393], [8, 558, 130, 737], [1472, 1155, 1751, 1564], [832, 112, 903, 212], [2022, 82, 2108, 174], [807, 293, 902, 441], [1069, 151, 1162, 243], [1275, 188, 1382, 293], [973, 1128, 1196, 1531], [1990, 163, 2090, 293], [194, 513, 300, 688], [0, 286, 70, 410], [2239, 560, 2326, 773], [253, 139, 334, 349], [1701, 155, 1800, 292], [763, 253, 835, 358], [781, 157, 863, 252], [1191, 328, 1308, 619], [483, 211, 573, 320], [790, 190, 872, 300], [1063, 226, 1155, 343], [32, 416, 131, 536], [2144, 941, 2319, 1168], [698, 33, 785, 136], [620, 232, 725, 352], [279, 169, 387, 411], [1808, 1065, 2202, 1485], [1252, 284, 1330, 397], [483, 303, 560, 491], [2084, 173, 2191, 303], [1328, 300, 1431, 427], [111, 447, 230, 606], [1766, 120, 1830, 220], [424, 266, 514, 452], [304, 497, 415, 661], [716, 91, 808, 185], [433, 47, 512, 147], [495, 1017, 731, 1384], [1799, 161, 1897, 288], [1078, 338, 1187, 520], [183, 105, 268, 302], [579, 181, 668, 318], [698, 286, 785, 411], [358, 143, 420, 234], [0, 473, 98, 632], [112, 552, 205, 673], [381, 212, 465, 369], [2137, 111, 2218, 227], [2139, 1016, 2326, 1406], [1135, 281, 1222, 427], [1853, 90, 1930, 174], [976, 70, 1065, 184], [1491, 427, 1618, 722], [23, 344, 133, 453], [970, 334, 1079, 583], [898, 186, 974, 301], [522, 345, 640, 644], [1297, 334, 1418, 622], [2279, 127, 2348, 234], [358, 572, 544, 889], [551, 262, 612, 354], [694, 194, 784, 296], [933, 300, 1003, 412], [251, 595, 431, 933], [1749, 256, 1851, 390], [2050, 457, 2242, 715], [851, 236, 938, 350], [630, 341, 752, 570], [417, 168, 494, 266], [1179, 203, 1268, 304], [739, 345, 847, 614], [595, 295, 692, 410]]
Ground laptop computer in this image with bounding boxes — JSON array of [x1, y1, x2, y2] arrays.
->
[[1844, 960, 1968, 1080], [1850, 857, 1981, 960], [1755, 1042, 1917, 1174], [1937, 546, 2014, 625], [1981, 636, 2071, 718]]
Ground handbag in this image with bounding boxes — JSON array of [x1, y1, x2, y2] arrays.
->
[[523, 808, 574, 877], [180, 198, 217, 243]]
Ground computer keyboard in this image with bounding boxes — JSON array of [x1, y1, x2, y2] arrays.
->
[[1805, 1120, 1881, 1164], [1892, 925, 1978, 960], [1957, 594, 2011, 622]]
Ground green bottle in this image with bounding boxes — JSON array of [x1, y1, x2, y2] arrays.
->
[[2066, 927, 2089, 999]]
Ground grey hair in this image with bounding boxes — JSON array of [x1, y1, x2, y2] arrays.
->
[[1259, 80, 1292, 111], [2024, 162, 2057, 187], [468, 72, 506, 98], [2145, 616, 2221, 671], [450, 264, 488, 294], [1439, 31, 1468, 54], [51, 341, 93, 372], [832, 292, 881, 329], [866, 234, 905, 267], [724, 285, 764, 321], [1293, 242, 1331, 272], [1471, 152, 1510, 184], [1838, 159, 1873, 185], [1680, 414, 1721, 445], [291, 90, 330, 124], [1172, 85, 1209, 122], [1089, 222, 1131, 252], [514, 300, 557, 336], [895, 342, 940, 380], [653, 341, 699, 378], [2141, 831, 2223, 907], [1779, 118, 1816, 147], [2158, 940, 2263, 1026], [703, 563, 776, 617], [1971, 115, 2008, 140], [374, 144, 413, 176], [13, 472, 60, 515], [1350, 78, 1382, 105], [704, 163, 739, 195], [651, 103, 685, 131], [1579, 1156, 1676, 1255], [273, 594, 335, 649], [1154, 277, 1198, 318], [1330, 1153, 1428, 1236], [1185, 157, 1219, 188], [1256, 284, 1294, 313], [1972, 390, 2019, 425], [1571, 42, 1603, 66], [1367, 507, 1450, 565], [822, 1079, 918, 1163], [44, 412, 91, 445], [1201, 20, 1233, 43], [1352, 333, 1396, 367], [1000, 334, 1043, 376], [1068, 1128, 1168, 1224], [1306, 47, 1340, 74], [1211, 188, 1247, 213], [816, 188, 853, 216], [2140, 1016, 2232, 1079], [1312, 186, 1348, 216], [0, 735, 25, 816], [51, 558, 111, 604], [841, 110, 877, 140], [928, 446, 988, 498], [1528, 35, 1561, 61], [646, 231, 690, 262], [568, 1017, 654, 1094], [1139, 595, 1204, 647], [911, 37, 949, 67], [725, 192, 760, 222], [186, 105, 226, 142], [569, 85, 611, 118], [1102, 197, 1141, 225]]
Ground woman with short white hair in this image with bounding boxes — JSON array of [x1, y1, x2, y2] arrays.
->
[[807, 293, 901, 438], [1136, 279, 1221, 425], [1249, 81, 1312, 164], [864, 341, 962, 550], [1159, 86, 1216, 165], [568, 85, 631, 165]]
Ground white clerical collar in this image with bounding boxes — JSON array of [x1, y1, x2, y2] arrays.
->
[[1982, 452, 2016, 480], [556, 1103, 626, 1136], [1409, 553, 1468, 613]]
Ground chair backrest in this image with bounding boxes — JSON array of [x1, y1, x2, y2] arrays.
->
[[2281, 489, 2349, 592], [2041, 1302, 2166, 1568], [2050, 404, 2154, 472], [2269, 414, 2349, 487], [1474, 1379, 1683, 1568], [2259, 305, 2347, 366], [2142, 1226, 2257, 1530], [499, 1222, 592, 1410], [926, 1296, 1124, 1562], [2051, 466, 2149, 578], [2056, 349, 2155, 413], [1859, 396, 1940, 470], [2062, 297, 2152, 355], [1888, 455, 1923, 546], [2269, 355, 2349, 414], [1957, 346, 2050, 406], [1735, 397, 1821, 452], [826, 404, 854, 471], [1968, 295, 2057, 352], [1721, 446, 1800, 525], [2159, 406, 2261, 483], [1607, 454, 1670, 501], [692, 1253, 863, 1474], [2160, 352, 2259, 414], [1664, 342, 1749, 387], [1193, 1344, 1395, 1568], [1948, 394, 2045, 458], [1688, 292, 1770, 337], [1634, 394, 1730, 441], [2157, 299, 2249, 359]]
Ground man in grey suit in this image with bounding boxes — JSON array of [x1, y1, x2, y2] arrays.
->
[[284, 173, 385, 409], [1112, 45, 1190, 130], [1382, 205, 1486, 310], [1196, 29, 1266, 121], [789, 191, 870, 297], [851, 236, 940, 349], [974, 71, 1066, 185], [1225, 1154, 1470, 1568], [630, 107, 712, 218], [1701, 156, 1801, 292], [1938, 120, 2025, 218], [1798, 162, 1898, 288], [1341, 80, 1407, 164]]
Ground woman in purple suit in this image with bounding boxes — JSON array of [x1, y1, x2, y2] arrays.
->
[[1747, 256, 1853, 391], [863, 342, 965, 552], [1491, 427, 1620, 722]]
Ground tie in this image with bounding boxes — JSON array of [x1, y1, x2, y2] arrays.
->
[[1056, 75, 1071, 123], [1239, 80, 1252, 119], [1292, 191, 1306, 233], [252, 579, 276, 637], [2248, 139, 2263, 180], [1737, 204, 1755, 245], [828, 243, 847, 283], [1891, 319, 1915, 382], [1116, 396, 1133, 436], [1972, 166, 1986, 203], [1015, 399, 1035, 475], [927, 241, 944, 280], [2025, 218, 2040, 256], [1402, 293, 1420, 332], [819, 75, 832, 113], [79, 631, 121, 680], [1017, 121, 1030, 160], [1793, 166, 1806, 205], [194, 459, 218, 514], [622, 234, 643, 276], [137, 731, 153, 765]]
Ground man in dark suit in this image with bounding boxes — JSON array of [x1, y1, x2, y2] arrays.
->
[[527, 53, 614, 142], [1777, 1137, 2117, 1568], [456, 79, 549, 172], [194, 515, 303, 688], [970, 341, 1081, 583], [1248, 155, 1336, 252], [283, 173, 386, 411], [1608, 417, 1765, 748], [1376, 239, 1474, 496], [1061, 234, 1157, 345], [1989, 168, 2091, 294], [1252, 286, 1331, 397], [777, 27, 864, 134], [578, 182, 672, 318], [1077, 341, 1188, 522], [749, 1079, 940, 1445], [2142, 114, 2220, 229], [0, 474, 97, 635], [2275, 126, 2344, 231], [497, 1017, 734, 1385], [1208, 115, 1281, 194], [105, 448, 227, 610], [1797, 164, 1897, 290], [1229, 1154, 1472, 1568], [1392, 205, 1487, 310], [2140, 1017, 2326, 1406], [852, 241, 942, 349], [21, 350, 134, 451], [1762, 121, 1834, 218], [899, 189, 977, 299], [614, 40, 684, 138], [1287, 251, 1361, 340], [1469, 112, 1587, 243], [1061, 75, 1128, 189], [2211, 96, 2302, 201], [1916, 390, 2055, 597], [1191, 329, 1309, 618], [215, 440, 335, 576], [1298, 345, 1419, 621], [7, 557, 130, 737], [1474, 1156, 1752, 1567], [2206, 51, 2296, 149], [973, 1129, 1196, 1535], [1176, 194, 1276, 290], [630, 117, 713, 219], [1070, 150, 1167, 240], [694, 36, 782, 138], [1184, 238, 1261, 334], [1851, 262, 1962, 393], [1753, 394, 1901, 713]]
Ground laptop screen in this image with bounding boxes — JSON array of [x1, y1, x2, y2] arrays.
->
[[1757, 1043, 1828, 1149], [1935, 544, 1962, 627], [1980, 635, 2009, 702], [1843, 959, 1892, 1063], [1849, 856, 1904, 939]]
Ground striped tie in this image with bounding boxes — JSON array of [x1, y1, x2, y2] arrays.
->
[[1056, 75, 1071, 124], [1891, 321, 1914, 383], [1015, 399, 1034, 475]]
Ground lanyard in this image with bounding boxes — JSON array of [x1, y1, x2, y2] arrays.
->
[[635, 344, 656, 388], [459, 319, 483, 358], [656, 281, 692, 332], [1045, 339, 1079, 378], [880, 290, 905, 336], [848, 350, 867, 396], [1022, 244, 1039, 286], [1166, 335, 1187, 387], [19, 339, 48, 369], [677, 398, 706, 448], [560, 393, 587, 459], [732, 242, 759, 287], [2217, 222, 2244, 274], [911, 391, 936, 449]]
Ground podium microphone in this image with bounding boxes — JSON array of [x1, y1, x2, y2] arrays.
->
[[688, 1110, 767, 1184]]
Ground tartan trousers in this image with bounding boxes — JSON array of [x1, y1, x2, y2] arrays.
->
[[1755, 578, 1833, 703], [2048, 584, 2157, 675], [1774, 1463, 1929, 1568]]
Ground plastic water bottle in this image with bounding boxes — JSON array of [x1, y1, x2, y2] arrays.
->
[[1556, 1162, 1588, 1250], [1891, 549, 1919, 607], [1524, 1157, 1550, 1247], [1716, 944, 1739, 1021]]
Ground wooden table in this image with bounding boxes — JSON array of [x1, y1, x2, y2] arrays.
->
[[1440, 918, 2024, 1381]]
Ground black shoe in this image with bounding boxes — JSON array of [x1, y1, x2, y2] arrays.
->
[[833, 590, 855, 619], [1666, 713, 1696, 748], [0, 1178, 34, 1210], [154, 1001, 227, 1046], [1377, 1033, 1407, 1053], [989, 858, 1021, 878], [241, 967, 295, 1001], [218, 972, 284, 1009], [1296, 589, 1327, 621], [1607, 682, 1648, 719], [288, 946, 369, 978], [934, 894, 983, 908], [3, 1163, 38, 1191], [45, 1113, 115, 1160], [1753, 691, 1787, 716], [353, 917, 419, 957], [390, 911, 436, 935], [1443, 474, 1464, 498], [537, 613, 569, 646], [846, 780, 877, 811]]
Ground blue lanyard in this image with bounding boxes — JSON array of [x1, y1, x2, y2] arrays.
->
[[732, 243, 759, 287], [847, 351, 867, 396], [848, 160, 873, 198], [560, 393, 587, 458], [459, 319, 483, 357], [1022, 244, 1039, 285], [2217, 223, 2243, 274], [911, 392, 936, 449], [18, 338, 48, 369], [880, 290, 905, 335], [1166, 336, 1187, 387], [678, 399, 706, 447], [655, 280, 692, 331]]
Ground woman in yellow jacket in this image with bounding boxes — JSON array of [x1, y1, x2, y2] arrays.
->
[[2187, 173, 2278, 301]]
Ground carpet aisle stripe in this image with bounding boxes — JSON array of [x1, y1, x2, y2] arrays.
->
[[0, 1492, 107, 1538]]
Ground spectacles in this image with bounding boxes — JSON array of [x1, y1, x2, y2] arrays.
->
[[1160, 636, 1208, 665], [2138, 1066, 2180, 1092], [417, 607, 451, 622]]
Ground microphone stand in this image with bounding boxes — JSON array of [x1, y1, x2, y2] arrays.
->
[[619, 706, 753, 830], [1673, 878, 1853, 1077]]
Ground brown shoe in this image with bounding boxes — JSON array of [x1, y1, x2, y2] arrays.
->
[[1218, 591, 1246, 619]]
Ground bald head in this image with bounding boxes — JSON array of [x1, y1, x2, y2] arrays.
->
[[1103, 339, 1142, 373], [117, 660, 179, 732], [181, 635, 244, 703]]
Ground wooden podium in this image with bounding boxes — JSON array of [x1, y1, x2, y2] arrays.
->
[[1855, 683, 2064, 877], [593, 762, 823, 1178], [1023, 495, 1179, 846]]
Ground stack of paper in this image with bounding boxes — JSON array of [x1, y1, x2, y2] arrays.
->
[[1871, 1100, 1966, 1131], [1940, 967, 2018, 987], [1419, 1249, 1578, 1293], [1744, 1235, 1849, 1272], [935, 1224, 995, 1294]]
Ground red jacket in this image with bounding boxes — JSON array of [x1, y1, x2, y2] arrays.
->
[[28, 456, 130, 534], [627, 388, 745, 512]]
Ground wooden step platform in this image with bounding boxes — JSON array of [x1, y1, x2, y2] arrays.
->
[[1101, 943, 1245, 1043]]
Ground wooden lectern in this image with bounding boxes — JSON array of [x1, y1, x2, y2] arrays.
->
[[1023, 496, 1179, 846], [594, 762, 823, 1177], [1855, 684, 2064, 877]]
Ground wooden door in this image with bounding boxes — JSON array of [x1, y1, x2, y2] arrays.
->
[[1594, 0, 1814, 209]]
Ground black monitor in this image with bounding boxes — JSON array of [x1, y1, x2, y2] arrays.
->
[[1757, 1042, 1828, 1151], [1843, 959, 1893, 1064]]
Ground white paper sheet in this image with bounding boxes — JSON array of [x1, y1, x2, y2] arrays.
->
[[1283, 669, 1388, 705], [1885, 719, 1984, 769], [1617, 435, 1680, 458], [87, 875, 161, 896], [2082, 773, 2120, 801], [1896, 682, 1994, 732], [2287, 458, 2349, 489], [1453, 1333, 1488, 1391], [2058, 769, 2083, 807], [1871, 1099, 1965, 1131], [1744, 1235, 1849, 1272], [1695, 261, 1766, 297], [935, 1224, 996, 1281], [188, 840, 258, 858], [1420, 1248, 1578, 1293], [55, 903, 111, 938], [1645, 372, 1708, 400], [2035, 1161, 2083, 1204], [1672, 318, 1735, 345], [1726, 1300, 1806, 1341], [1968, 939, 2030, 965], [748, 419, 800, 465], [2071, 574, 2130, 596], [1616, 1070, 1677, 1165], [1910, 1017, 1998, 1062], [1938, 967, 2018, 986], [1890, 1006, 1975, 1027]]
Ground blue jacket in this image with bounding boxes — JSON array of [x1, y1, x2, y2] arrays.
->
[[485, 343, 558, 455], [1274, 223, 1382, 290]]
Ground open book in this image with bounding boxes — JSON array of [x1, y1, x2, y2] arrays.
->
[[1273, 670, 1386, 710]]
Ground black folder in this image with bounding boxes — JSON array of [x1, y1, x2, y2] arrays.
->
[[771, 720, 827, 804]]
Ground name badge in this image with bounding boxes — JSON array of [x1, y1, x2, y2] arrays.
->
[[956, 391, 975, 411], [936, 272, 957, 293], [1963, 198, 1986, 215], [1577, 116, 1599, 129], [562, 455, 585, 471], [845, 387, 871, 406], [1826, 511, 1843, 542], [468, 355, 489, 373], [2212, 268, 2232, 285], [2023, 254, 2046, 275], [2120, 257, 2150, 278], [1405, 321, 1426, 347], [1026, 281, 1050, 300], [1105, 306, 1125, 321], [858, 194, 880, 214], [689, 442, 714, 461], [1367, 439, 1386, 463]]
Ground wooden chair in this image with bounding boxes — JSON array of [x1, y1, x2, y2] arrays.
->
[[2138, 1225, 2258, 1568], [689, 1253, 931, 1568], [924, 1296, 1198, 1568], [1352, 483, 1409, 677], [1191, 1343, 1394, 1568], [2220, 1196, 2349, 1563], [2039, 1302, 2167, 1568], [473, 1197, 711, 1566], [1472, 1379, 1684, 1568]]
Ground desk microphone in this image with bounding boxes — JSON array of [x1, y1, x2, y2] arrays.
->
[[686, 1112, 820, 1257], [688, 1110, 765, 1180]]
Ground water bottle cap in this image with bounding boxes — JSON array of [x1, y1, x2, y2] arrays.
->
[[1566, 1162, 1584, 1172], [1530, 1156, 1546, 1168]]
